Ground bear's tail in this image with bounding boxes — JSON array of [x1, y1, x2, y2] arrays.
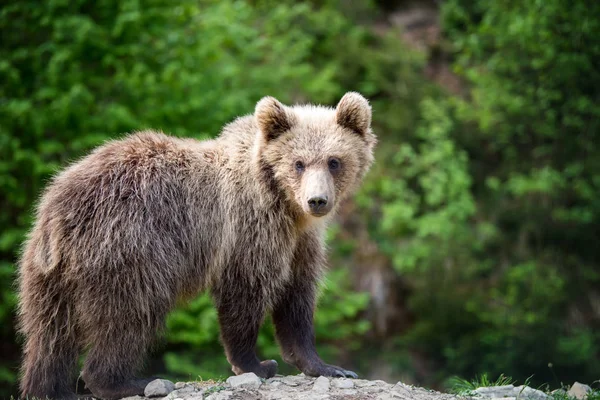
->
[[17, 256, 79, 400]]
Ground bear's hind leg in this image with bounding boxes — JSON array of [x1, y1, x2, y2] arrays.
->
[[19, 300, 79, 400], [79, 278, 172, 400], [18, 265, 80, 400], [81, 325, 157, 400]]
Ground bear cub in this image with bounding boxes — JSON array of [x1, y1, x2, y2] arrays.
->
[[17, 92, 377, 400]]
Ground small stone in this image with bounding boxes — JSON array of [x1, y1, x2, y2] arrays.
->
[[354, 380, 377, 387], [169, 387, 196, 398], [263, 393, 293, 400], [568, 382, 592, 400], [144, 379, 176, 397], [206, 390, 233, 400], [331, 378, 354, 389], [313, 376, 330, 392], [475, 385, 515, 398], [172, 383, 198, 395], [279, 375, 304, 386], [120, 396, 145, 400], [363, 386, 385, 393], [393, 382, 413, 394], [299, 394, 329, 400], [226, 372, 262, 390], [174, 382, 187, 390]]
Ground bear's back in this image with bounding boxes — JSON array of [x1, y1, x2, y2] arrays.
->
[[32, 130, 222, 277]]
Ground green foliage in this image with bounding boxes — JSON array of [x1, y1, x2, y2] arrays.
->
[[449, 375, 600, 400], [549, 388, 600, 400], [352, 0, 600, 388], [440, 0, 600, 385], [358, 98, 475, 272], [447, 373, 516, 395]]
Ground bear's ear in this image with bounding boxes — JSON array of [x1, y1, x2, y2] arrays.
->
[[335, 92, 372, 136], [255, 96, 294, 141]]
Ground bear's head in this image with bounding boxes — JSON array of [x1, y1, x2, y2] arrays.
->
[[254, 92, 377, 224]]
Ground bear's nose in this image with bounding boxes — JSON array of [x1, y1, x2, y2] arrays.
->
[[308, 196, 328, 213]]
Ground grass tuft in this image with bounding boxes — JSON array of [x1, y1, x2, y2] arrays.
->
[[448, 373, 515, 396]]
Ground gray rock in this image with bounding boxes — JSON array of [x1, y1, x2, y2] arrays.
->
[[475, 385, 549, 400], [299, 394, 330, 400], [226, 372, 262, 390], [331, 378, 354, 389], [262, 392, 293, 400], [475, 385, 516, 398], [363, 386, 385, 394], [377, 393, 399, 400], [354, 379, 377, 387], [170, 385, 197, 397], [144, 379, 176, 397], [125, 375, 525, 400], [120, 396, 145, 400], [278, 375, 306, 387], [393, 382, 414, 395], [313, 376, 330, 393], [514, 385, 549, 400], [206, 389, 233, 400], [568, 382, 592, 400]]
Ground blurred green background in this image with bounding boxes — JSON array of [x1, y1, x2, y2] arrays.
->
[[1, 0, 599, 396]]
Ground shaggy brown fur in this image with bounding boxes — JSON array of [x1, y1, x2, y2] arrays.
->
[[17, 92, 377, 400]]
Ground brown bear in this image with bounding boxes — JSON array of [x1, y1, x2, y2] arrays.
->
[[17, 92, 376, 400]]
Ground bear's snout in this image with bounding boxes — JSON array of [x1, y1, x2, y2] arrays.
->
[[301, 169, 335, 217], [308, 195, 329, 216]]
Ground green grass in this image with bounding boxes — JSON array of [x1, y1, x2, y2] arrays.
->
[[447, 374, 599, 400], [587, 390, 600, 400], [548, 388, 600, 400], [447, 373, 516, 396]]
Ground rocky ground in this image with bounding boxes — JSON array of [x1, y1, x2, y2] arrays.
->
[[120, 374, 595, 400]]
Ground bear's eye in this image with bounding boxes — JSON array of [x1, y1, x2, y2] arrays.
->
[[295, 160, 305, 173], [328, 157, 341, 172]]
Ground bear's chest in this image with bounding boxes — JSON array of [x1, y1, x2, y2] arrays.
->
[[206, 199, 298, 294]]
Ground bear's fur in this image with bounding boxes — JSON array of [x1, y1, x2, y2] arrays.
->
[[17, 92, 376, 400]]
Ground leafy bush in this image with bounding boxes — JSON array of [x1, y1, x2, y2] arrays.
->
[[355, 0, 600, 387]]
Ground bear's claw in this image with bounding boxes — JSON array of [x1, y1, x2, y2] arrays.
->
[[303, 363, 358, 379]]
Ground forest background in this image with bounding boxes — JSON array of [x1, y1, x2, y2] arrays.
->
[[1, 0, 599, 396]]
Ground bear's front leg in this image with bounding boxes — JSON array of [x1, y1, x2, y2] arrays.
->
[[213, 279, 278, 379], [272, 277, 358, 379]]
